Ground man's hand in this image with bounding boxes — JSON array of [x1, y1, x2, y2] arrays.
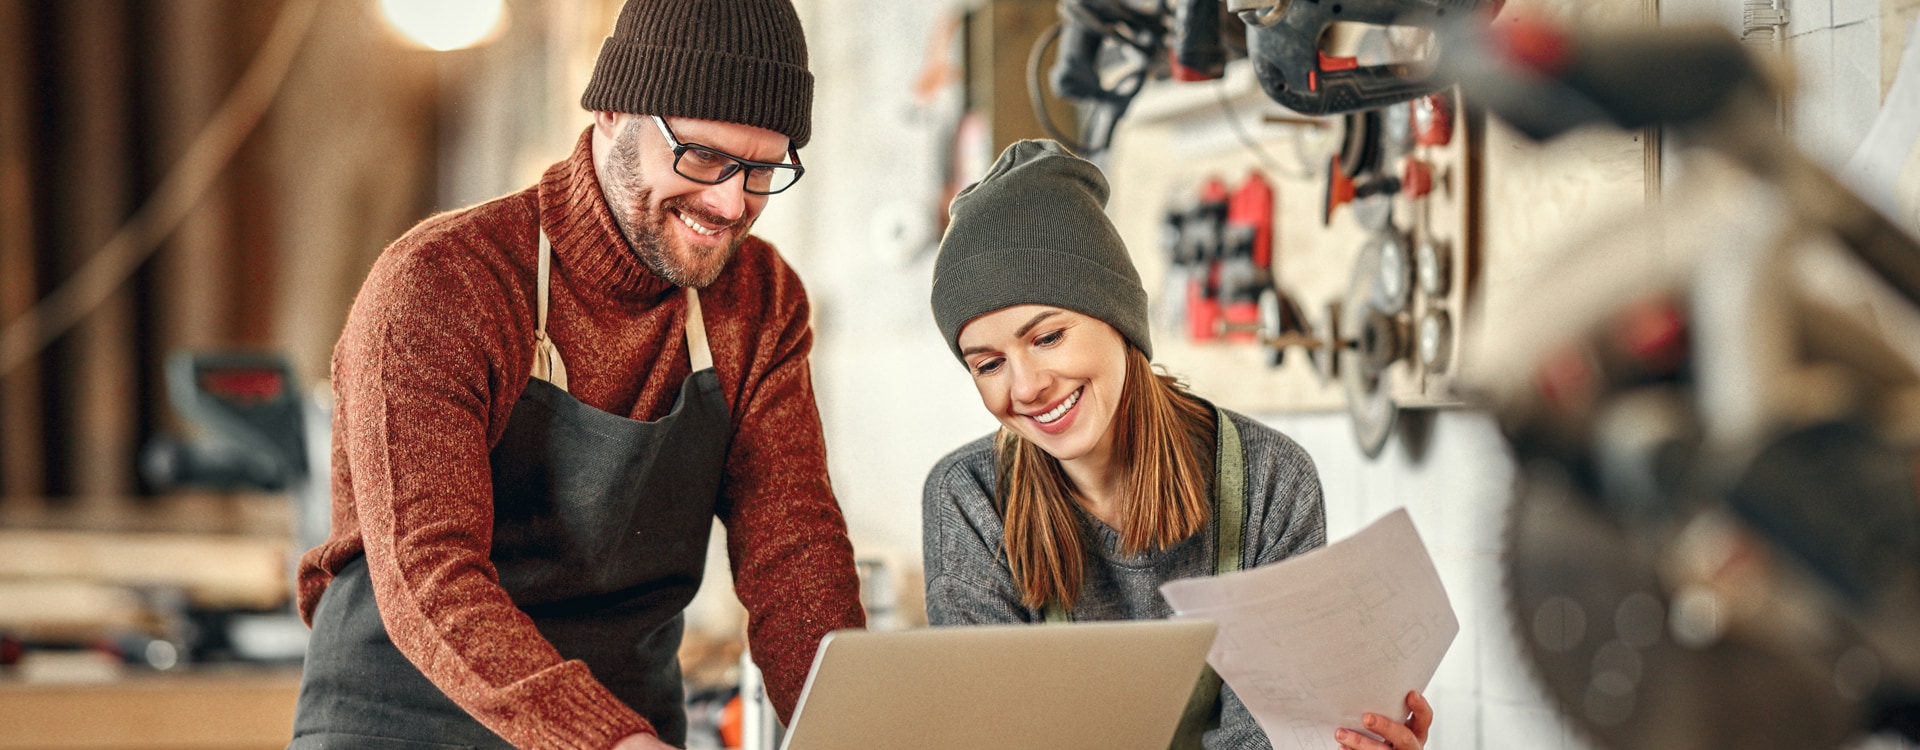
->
[[1334, 690, 1433, 750], [612, 732, 677, 750]]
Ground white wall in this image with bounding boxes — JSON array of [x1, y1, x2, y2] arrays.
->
[[756, 0, 999, 571]]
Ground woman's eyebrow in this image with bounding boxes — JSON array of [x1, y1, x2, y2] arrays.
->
[[1014, 310, 1061, 338]]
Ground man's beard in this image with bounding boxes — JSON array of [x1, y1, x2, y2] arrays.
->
[[604, 121, 748, 288]]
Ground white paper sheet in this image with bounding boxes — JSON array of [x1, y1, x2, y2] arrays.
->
[[1840, 15, 1920, 227], [1159, 508, 1458, 749]]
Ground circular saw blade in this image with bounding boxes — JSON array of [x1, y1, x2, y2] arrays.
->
[[1341, 238, 1399, 458], [1503, 466, 1867, 750]]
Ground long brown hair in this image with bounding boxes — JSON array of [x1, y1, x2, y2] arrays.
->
[[995, 345, 1216, 610]]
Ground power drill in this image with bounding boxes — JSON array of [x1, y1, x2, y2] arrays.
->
[[1236, 0, 1502, 115]]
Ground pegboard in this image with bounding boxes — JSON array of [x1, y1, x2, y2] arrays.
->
[[1100, 0, 1658, 435]]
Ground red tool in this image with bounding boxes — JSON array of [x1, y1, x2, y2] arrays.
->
[[1226, 171, 1274, 270], [1414, 92, 1456, 146], [1185, 177, 1230, 343]]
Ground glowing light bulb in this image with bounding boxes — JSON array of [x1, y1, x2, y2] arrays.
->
[[379, 0, 508, 51]]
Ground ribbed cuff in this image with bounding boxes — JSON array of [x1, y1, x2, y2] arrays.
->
[[484, 659, 654, 750]]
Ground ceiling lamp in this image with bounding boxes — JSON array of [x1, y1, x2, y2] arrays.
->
[[378, 0, 508, 51]]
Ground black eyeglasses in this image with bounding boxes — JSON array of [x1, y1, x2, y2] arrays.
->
[[651, 116, 804, 195]]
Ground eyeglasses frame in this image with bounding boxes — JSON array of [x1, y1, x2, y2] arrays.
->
[[649, 115, 804, 195]]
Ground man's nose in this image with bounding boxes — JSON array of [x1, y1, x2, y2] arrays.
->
[[696, 173, 751, 223]]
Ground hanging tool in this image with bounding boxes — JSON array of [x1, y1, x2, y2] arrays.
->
[[1170, 0, 1228, 80], [1217, 225, 1266, 344], [1323, 155, 1404, 226], [1031, 0, 1169, 155], [1323, 153, 1446, 225], [1340, 231, 1409, 457], [1217, 171, 1278, 343], [1226, 170, 1276, 269], [1401, 158, 1442, 199], [141, 352, 307, 492], [1413, 91, 1456, 145], [1182, 177, 1231, 342], [1235, 0, 1504, 116]]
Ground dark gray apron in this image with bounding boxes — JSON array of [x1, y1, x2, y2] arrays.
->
[[1043, 405, 1246, 750], [291, 231, 729, 749]]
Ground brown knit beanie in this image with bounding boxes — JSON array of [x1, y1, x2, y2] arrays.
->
[[931, 140, 1151, 362], [580, 0, 813, 148]]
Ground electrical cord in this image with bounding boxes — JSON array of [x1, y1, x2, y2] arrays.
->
[[0, 0, 323, 379], [1028, 23, 1084, 152], [1212, 75, 1314, 180], [1027, 0, 1169, 156]]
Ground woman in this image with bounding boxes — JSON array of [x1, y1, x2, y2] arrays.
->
[[922, 139, 1432, 750]]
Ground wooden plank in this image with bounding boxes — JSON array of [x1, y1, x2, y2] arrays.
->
[[0, 530, 289, 609], [0, 492, 291, 536], [0, 580, 144, 640], [0, 669, 301, 750]]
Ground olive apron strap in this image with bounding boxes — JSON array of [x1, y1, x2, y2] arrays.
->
[[1167, 406, 1245, 750]]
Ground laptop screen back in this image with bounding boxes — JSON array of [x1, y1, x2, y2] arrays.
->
[[780, 619, 1218, 750]]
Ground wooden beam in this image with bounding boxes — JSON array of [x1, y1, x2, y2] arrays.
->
[[968, 0, 1077, 156], [53, 0, 140, 505], [0, 0, 46, 505], [148, 0, 238, 424]]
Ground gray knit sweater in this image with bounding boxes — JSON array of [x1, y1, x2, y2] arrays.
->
[[922, 408, 1326, 749]]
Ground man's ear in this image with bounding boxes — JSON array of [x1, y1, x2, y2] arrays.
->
[[592, 110, 622, 138]]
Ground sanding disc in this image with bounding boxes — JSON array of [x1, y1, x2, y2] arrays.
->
[[1340, 238, 1400, 458]]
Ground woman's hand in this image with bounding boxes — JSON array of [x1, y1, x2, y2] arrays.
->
[[1334, 690, 1433, 750], [612, 732, 677, 750]]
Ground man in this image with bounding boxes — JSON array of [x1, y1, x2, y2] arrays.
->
[[288, 1, 865, 747]]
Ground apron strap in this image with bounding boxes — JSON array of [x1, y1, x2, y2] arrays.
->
[[685, 287, 713, 372], [529, 231, 712, 387], [1040, 406, 1247, 611], [1164, 406, 1246, 749], [1211, 406, 1246, 577], [1033, 405, 1245, 746], [531, 230, 570, 391]]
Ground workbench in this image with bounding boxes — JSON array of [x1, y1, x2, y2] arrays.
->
[[0, 667, 300, 750]]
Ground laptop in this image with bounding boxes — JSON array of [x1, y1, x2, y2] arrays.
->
[[779, 619, 1218, 750]]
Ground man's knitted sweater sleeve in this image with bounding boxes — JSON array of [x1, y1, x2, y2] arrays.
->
[[329, 213, 654, 749], [711, 259, 866, 723]]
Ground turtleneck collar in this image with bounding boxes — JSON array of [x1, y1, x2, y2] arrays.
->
[[536, 126, 678, 305]]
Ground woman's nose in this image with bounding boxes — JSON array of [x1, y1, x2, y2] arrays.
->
[[1009, 360, 1050, 405]]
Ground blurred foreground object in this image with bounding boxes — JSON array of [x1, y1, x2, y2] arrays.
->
[[1447, 17, 1920, 749]]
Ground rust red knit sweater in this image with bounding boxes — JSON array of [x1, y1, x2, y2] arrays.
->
[[296, 128, 865, 748]]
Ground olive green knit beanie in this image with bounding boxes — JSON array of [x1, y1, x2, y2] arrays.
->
[[580, 0, 814, 148], [931, 139, 1151, 362]]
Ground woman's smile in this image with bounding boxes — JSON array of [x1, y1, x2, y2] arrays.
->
[[1023, 386, 1083, 434]]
